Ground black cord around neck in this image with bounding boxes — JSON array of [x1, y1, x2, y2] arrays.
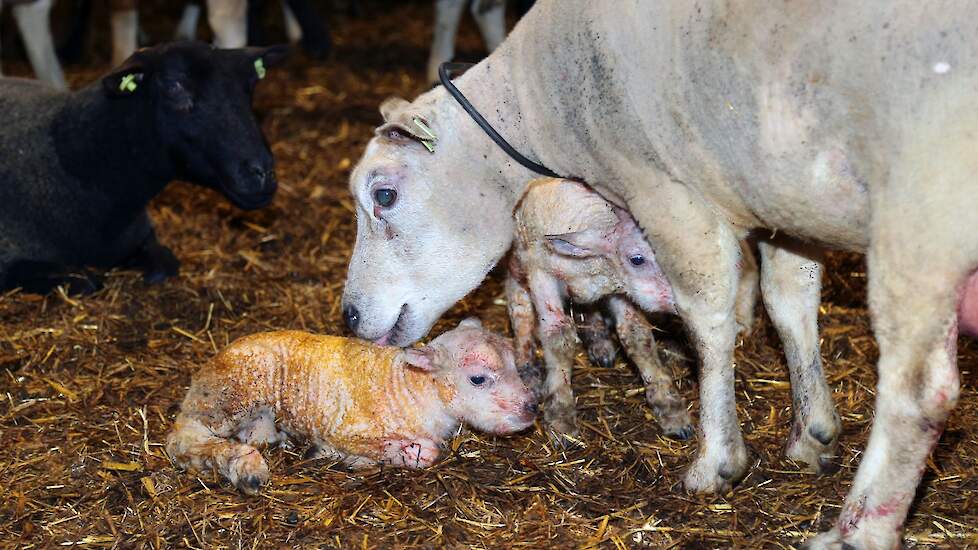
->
[[438, 62, 563, 179]]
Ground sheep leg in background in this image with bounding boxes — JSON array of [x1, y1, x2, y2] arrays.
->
[[109, 0, 139, 66], [207, 0, 247, 48], [426, 0, 466, 84], [57, 0, 94, 64], [470, 0, 505, 52], [174, 1, 202, 41], [281, 2, 301, 44], [12, 0, 67, 89], [283, 0, 331, 59]]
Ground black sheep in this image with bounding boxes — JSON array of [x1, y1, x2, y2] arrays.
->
[[0, 41, 287, 293]]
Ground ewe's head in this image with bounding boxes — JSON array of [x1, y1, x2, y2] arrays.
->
[[400, 318, 537, 434], [102, 41, 288, 210]]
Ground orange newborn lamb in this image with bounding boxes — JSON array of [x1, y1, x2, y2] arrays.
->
[[166, 318, 538, 494]]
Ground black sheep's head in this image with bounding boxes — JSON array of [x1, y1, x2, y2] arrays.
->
[[102, 41, 289, 210]]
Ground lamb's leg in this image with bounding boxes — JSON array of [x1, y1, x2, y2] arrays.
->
[[505, 267, 541, 395], [804, 121, 972, 549], [166, 413, 270, 495], [757, 237, 839, 473], [427, 0, 466, 84], [381, 438, 440, 469], [606, 296, 693, 439], [527, 270, 580, 443], [627, 179, 746, 493], [207, 0, 248, 48], [576, 304, 618, 369], [12, 0, 67, 90], [734, 239, 759, 338], [470, 0, 506, 52]]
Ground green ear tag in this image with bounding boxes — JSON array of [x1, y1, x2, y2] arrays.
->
[[119, 74, 138, 93], [254, 59, 266, 80], [412, 117, 438, 153]]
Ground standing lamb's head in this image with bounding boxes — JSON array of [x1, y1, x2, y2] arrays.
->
[[343, 93, 515, 346], [101, 41, 288, 210], [517, 179, 676, 313], [401, 318, 537, 434]]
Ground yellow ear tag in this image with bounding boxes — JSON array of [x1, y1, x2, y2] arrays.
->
[[254, 59, 266, 79], [119, 74, 138, 93]]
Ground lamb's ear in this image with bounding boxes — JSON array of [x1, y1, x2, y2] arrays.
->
[[544, 229, 608, 258], [380, 97, 411, 122], [458, 317, 483, 329], [102, 62, 146, 98], [402, 346, 438, 372]]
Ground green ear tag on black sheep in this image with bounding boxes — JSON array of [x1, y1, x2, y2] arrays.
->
[[119, 74, 138, 93], [254, 59, 266, 80]]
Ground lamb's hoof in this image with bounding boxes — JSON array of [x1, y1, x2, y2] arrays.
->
[[667, 423, 695, 441], [228, 448, 269, 495], [586, 342, 617, 369], [517, 361, 544, 399], [543, 403, 581, 449], [785, 420, 840, 475], [682, 443, 749, 494]]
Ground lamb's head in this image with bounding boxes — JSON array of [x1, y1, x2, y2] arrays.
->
[[518, 179, 675, 313], [400, 318, 537, 435], [343, 94, 515, 346]]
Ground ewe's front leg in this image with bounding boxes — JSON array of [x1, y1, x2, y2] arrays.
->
[[527, 271, 580, 442], [606, 296, 692, 439], [757, 238, 839, 473], [124, 227, 179, 284], [628, 184, 746, 493]]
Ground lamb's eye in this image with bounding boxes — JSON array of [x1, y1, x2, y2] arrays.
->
[[374, 188, 397, 208], [469, 375, 487, 386], [629, 255, 646, 266]]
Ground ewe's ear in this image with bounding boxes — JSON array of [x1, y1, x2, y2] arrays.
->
[[458, 317, 483, 329], [545, 229, 609, 258], [380, 97, 411, 122], [102, 63, 146, 98], [402, 346, 438, 372]]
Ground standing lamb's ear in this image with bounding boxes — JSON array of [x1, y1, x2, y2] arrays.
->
[[402, 346, 439, 372], [544, 229, 609, 258], [458, 317, 483, 329]]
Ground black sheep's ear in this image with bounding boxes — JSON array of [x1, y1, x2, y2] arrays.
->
[[102, 65, 146, 98]]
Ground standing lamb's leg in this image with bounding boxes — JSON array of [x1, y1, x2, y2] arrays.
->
[[627, 179, 746, 493], [505, 268, 542, 395], [12, 0, 67, 89], [606, 296, 693, 439], [576, 305, 618, 369], [757, 237, 839, 473], [207, 0, 248, 49], [735, 239, 759, 337], [470, 0, 505, 52], [527, 270, 581, 442], [426, 0, 466, 84], [109, 0, 138, 66]]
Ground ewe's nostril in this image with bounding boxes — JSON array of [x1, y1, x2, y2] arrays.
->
[[343, 305, 360, 332]]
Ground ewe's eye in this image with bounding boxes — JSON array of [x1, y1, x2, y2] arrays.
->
[[469, 375, 487, 386], [374, 188, 397, 208], [629, 255, 646, 266]]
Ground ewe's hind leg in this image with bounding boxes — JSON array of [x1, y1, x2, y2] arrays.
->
[[527, 271, 581, 443], [757, 238, 839, 473], [627, 180, 746, 493], [806, 121, 975, 549], [607, 296, 692, 439], [735, 239, 760, 337]]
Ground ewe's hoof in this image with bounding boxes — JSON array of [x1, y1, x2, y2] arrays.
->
[[682, 444, 749, 494], [785, 420, 840, 475]]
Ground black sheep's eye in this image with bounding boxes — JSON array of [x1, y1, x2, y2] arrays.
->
[[629, 255, 646, 266], [469, 375, 487, 386], [374, 188, 397, 208]]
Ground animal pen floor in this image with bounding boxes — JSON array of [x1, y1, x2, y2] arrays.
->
[[2, 1, 978, 548]]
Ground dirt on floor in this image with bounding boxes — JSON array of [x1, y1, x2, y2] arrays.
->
[[2, 1, 978, 549]]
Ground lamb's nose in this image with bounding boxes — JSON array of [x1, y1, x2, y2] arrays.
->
[[524, 402, 539, 416], [343, 304, 360, 332]]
